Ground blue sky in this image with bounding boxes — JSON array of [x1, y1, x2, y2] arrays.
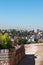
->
[[0, 0, 43, 30]]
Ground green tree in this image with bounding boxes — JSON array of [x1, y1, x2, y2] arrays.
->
[[1, 33, 12, 49], [18, 38, 27, 45]]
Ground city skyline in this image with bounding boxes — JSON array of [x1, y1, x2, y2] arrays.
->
[[0, 0, 43, 30]]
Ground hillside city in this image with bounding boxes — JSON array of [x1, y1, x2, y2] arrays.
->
[[0, 29, 43, 44]]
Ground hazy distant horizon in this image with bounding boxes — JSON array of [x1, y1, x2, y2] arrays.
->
[[0, 0, 43, 30], [0, 26, 43, 31]]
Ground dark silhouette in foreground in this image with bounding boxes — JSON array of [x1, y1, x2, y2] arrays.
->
[[18, 54, 37, 65]]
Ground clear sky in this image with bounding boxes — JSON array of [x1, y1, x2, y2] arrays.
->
[[0, 0, 43, 30]]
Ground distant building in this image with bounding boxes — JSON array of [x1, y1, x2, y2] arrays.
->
[[34, 29, 37, 33]]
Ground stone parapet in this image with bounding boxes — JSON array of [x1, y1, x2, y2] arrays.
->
[[0, 45, 25, 65]]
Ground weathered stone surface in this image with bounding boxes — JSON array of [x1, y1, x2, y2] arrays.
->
[[18, 43, 43, 65], [0, 45, 25, 65]]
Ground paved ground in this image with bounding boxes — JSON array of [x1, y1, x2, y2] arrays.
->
[[18, 43, 43, 65]]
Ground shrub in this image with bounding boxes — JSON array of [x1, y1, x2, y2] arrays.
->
[[18, 38, 27, 45], [38, 39, 43, 43], [0, 33, 12, 49]]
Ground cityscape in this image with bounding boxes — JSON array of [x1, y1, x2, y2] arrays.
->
[[0, 29, 43, 44]]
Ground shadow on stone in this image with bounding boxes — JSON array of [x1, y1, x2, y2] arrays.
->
[[18, 54, 37, 65]]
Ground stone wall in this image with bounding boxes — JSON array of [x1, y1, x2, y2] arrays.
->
[[0, 45, 25, 65]]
